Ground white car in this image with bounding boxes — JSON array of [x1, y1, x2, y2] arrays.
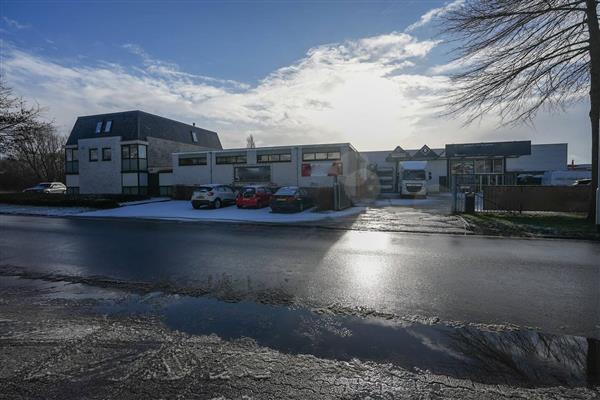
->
[[23, 182, 67, 194], [191, 184, 236, 209]]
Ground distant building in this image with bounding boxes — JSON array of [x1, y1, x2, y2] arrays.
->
[[65, 110, 222, 195]]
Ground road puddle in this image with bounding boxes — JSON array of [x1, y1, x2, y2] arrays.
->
[[1, 276, 597, 388], [93, 292, 598, 388]]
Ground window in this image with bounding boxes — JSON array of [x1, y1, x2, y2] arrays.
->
[[451, 160, 474, 175], [257, 152, 292, 163], [66, 187, 79, 195], [102, 148, 112, 161], [104, 120, 112, 133], [216, 154, 247, 164], [65, 148, 78, 174], [121, 144, 147, 172], [191, 131, 198, 143], [234, 166, 271, 182], [95, 121, 102, 133], [89, 148, 98, 162], [493, 159, 504, 173], [302, 150, 341, 161], [179, 155, 207, 166], [122, 186, 147, 195]]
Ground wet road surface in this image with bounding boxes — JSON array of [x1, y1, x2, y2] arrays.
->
[[1, 214, 599, 337]]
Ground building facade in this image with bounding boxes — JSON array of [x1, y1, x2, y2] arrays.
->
[[168, 143, 367, 197], [65, 111, 222, 195], [361, 141, 568, 194]]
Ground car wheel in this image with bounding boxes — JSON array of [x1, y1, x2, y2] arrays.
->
[[192, 203, 201, 210], [213, 198, 221, 209], [299, 202, 304, 212], [237, 204, 242, 208]]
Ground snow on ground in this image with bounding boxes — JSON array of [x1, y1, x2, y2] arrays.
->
[[78, 200, 366, 223], [0, 204, 94, 216]]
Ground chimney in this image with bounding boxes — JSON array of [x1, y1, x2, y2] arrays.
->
[[192, 122, 196, 127]]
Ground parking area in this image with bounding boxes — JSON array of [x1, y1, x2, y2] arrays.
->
[[78, 200, 365, 224]]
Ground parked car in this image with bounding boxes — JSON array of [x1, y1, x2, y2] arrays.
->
[[572, 178, 591, 186], [236, 185, 272, 208], [270, 186, 312, 213], [191, 184, 236, 209], [22, 182, 67, 194]]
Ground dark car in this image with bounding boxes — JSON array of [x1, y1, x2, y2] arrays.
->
[[236, 185, 272, 208], [270, 186, 312, 213]]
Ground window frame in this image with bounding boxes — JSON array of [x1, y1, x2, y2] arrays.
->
[[121, 144, 148, 172], [191, 131, 198, 143], [95, 121, 103, 134], [104, 120, 112, 133], [215, 154, 247, 165], [178, 155, 207, 166], [257, 152, 292, 163]]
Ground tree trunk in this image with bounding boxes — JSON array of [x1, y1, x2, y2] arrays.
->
[[585, 0, 600, 223]]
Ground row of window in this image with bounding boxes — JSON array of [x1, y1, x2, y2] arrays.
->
[[179, 156, 207, 166], [95, 120, 112, 134], [178, 151, 340, 167], [302, 151, 341, 161], [257, 153, 292, 163], [216, 154, 247, 164], [88, 148, 112, 162]]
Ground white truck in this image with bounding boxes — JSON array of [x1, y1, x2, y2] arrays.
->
[[399, 161, 429, 198]]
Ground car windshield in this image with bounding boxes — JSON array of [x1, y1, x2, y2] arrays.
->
[[403, 170, 426, 180], [242, 187, 256, 195], [275, 187, 298, 196]]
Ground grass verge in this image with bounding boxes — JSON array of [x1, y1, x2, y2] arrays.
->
[[462, 212, 600, 240]]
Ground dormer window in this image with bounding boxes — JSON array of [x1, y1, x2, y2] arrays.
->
[[104, 120, 112, 132], [95, 121, 102, 133], [191, 131, 198, 143]]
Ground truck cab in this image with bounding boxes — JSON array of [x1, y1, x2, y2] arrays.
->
[[400, 161, 429, 198]]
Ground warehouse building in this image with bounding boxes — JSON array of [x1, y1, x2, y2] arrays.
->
[[166, 143, 367, 198]]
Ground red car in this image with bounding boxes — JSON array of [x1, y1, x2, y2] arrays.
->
[[236, 185, 273, 208]]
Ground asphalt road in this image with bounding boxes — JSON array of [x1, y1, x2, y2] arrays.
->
[[1, 214, 599, 337]]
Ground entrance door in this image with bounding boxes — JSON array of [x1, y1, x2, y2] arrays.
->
[[148, 173, 160, 196]]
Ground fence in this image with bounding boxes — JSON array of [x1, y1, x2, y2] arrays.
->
[[453, 183, 592, 213]]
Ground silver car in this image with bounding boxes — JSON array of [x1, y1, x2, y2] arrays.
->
[[191, 184, 236, 209], [23, 182, 67, 194]]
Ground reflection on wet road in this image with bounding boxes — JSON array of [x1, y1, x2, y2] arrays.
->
[[2, 276, 596, 388], [0, 215, 599, 338]]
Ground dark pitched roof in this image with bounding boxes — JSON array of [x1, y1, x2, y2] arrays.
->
[[66, 110, 222, 149], [411, 145, 439, 160]]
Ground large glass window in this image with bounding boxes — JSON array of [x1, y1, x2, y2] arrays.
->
[[121, 144, 147, 172], [451, 160, 474, 175], [234, 166, 271, 182], [65, 148, 78, 174]]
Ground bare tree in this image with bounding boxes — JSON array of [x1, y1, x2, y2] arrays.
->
[[0, 81, 42, 153], [441, 0, 600, 220], [246, 134, 256, 149], [7, 121, 66, 182]]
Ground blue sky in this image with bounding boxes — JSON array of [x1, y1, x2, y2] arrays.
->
[[0, 0, 592, 162]]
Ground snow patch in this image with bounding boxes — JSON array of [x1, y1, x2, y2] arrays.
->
[[78, 200, 365, 223]]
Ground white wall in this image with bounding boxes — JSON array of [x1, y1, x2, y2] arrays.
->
[[77, 137, 122, 194]]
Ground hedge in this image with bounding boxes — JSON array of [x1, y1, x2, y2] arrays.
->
[[0, 193, 150, 209]]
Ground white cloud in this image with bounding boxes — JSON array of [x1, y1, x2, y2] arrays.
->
[[2, 16, 30, 30], [405, 0, 465, 32], [0, 17, 592, 162]]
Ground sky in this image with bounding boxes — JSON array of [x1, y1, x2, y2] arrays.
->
[[0, 0, 593, 162]]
